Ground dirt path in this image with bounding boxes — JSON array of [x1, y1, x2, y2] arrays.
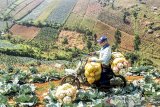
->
[[34, 80, 61, 107]]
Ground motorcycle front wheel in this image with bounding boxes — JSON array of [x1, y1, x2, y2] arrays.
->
[[60, 75, 80, 89]]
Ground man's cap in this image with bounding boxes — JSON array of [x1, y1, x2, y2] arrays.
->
[[97, 35, 108, 43]]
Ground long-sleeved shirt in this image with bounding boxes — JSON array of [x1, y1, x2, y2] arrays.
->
[[95, 44, 112, 65]]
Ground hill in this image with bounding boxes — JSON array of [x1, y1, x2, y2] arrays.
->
[[0, 0, 159, 68], [0, 0, 160, 106]]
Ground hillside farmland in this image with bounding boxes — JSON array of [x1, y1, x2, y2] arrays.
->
[[0, 0, 160, 107]]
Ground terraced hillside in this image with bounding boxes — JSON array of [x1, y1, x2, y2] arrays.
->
[[0, 0, 160, 66], [0, 0, 160, 107]]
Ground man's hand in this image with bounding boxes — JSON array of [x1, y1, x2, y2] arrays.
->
[[88, 52, 96, 56], [88, 58, 96, 62], [88, 58, 92, 62]]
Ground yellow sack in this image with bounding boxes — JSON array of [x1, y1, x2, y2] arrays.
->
[[111, 52, 128, 75], [112, 57, 126, 66], [87, 77, 95, 84], [85, 62, 101, 73], [85, 63, 94, 73], [85, 61, 102, 84], [94, 70, 101, 76], [84, 71, 90, 77], [112, 52, 124, 59], [89, 72, 95, 77], [95, 75, 101, 81]]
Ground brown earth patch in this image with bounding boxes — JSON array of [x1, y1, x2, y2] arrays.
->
[[9, 24, 40, 40], [57, 30, 85, 50], [0, 64, 6, 69], [93, 21, 134, 51], [34, 80, 61, 107], [85, 0, 103, 19], [72, 0, 90, 16]]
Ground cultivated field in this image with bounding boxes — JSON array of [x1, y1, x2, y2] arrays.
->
[[13, 0, 44, 20], [2, 0, 26, 16], [72, 0, 90, 16], [21, 0, 53, 21], [46, 0, 78, 24], [34, 0, 60, 23], [93, 21, 134, 51], [64, 13, 83, 28], [0, 0, 16, 13], [9, 24, 40, 40], [10, 0, 35, 17], [57, 30, 85, 50], [85, 0, 103, 19]]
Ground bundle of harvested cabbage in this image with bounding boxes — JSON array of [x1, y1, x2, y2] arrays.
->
[[85, 58, 102, 84], [111, 52, 128, 75], [55, 83, 77, 104]]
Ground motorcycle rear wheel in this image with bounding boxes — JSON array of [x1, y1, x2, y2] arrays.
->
[[113, 75, 126, 87]]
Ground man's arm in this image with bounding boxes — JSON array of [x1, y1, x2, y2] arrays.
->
[[89, 47, 111, 64], [89, 50, 100, 55]]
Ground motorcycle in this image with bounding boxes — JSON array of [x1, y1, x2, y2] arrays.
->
[[61, 55, 126, 89]]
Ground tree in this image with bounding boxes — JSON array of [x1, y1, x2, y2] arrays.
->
[[5, 21, 9, 33], [112, 44, 117, 51], [134, 34, 141, 51], [71, 47, 80, 58], [86, 29, 92, 36], [125, 52, 139, 65], [111, 0, 115, 9], [132, 9, 140, 51], [123, 11, 130, 24], [62, 37, 68, 44], [93, 34, 97, 45], [114, 29, 122, 50], [133, 11, 138, 20], [87, 40, 92, 52], [35, 21, 43, 27], [115, 29, 121, 44]]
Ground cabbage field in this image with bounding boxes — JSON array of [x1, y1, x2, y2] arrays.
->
[[10, 0, 35, 16], [0, 21, 6, 31], [2, 0, 25, 17], [46, 0, 78, 24], [0, 65, 159, 106], [0, 0, 16, 13], [21, 0, 53, 21], [0, 66, 63, 106], [0, 40, 14, 48], [72, 0, 90, 16], [0, 21, 13, 32], [13, 0, 44, 20]]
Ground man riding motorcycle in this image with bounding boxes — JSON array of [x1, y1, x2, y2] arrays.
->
[[88, 35, 113, 86]]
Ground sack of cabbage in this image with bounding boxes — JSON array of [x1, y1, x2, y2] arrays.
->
[[55, 83, 77, 104], [110, 52, 129, 75], [84, 59, 102, 84]]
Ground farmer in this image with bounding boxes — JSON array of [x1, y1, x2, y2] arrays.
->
[[88, 35, 113, 86]]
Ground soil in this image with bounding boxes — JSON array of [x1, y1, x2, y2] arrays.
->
[[9, 24, 40, 40], [93, 21, 134, 51], [57, 30, 85, 50], [34, 80, 61, 107]]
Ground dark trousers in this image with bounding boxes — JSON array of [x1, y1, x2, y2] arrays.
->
[[95, 65, 114, 86]]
